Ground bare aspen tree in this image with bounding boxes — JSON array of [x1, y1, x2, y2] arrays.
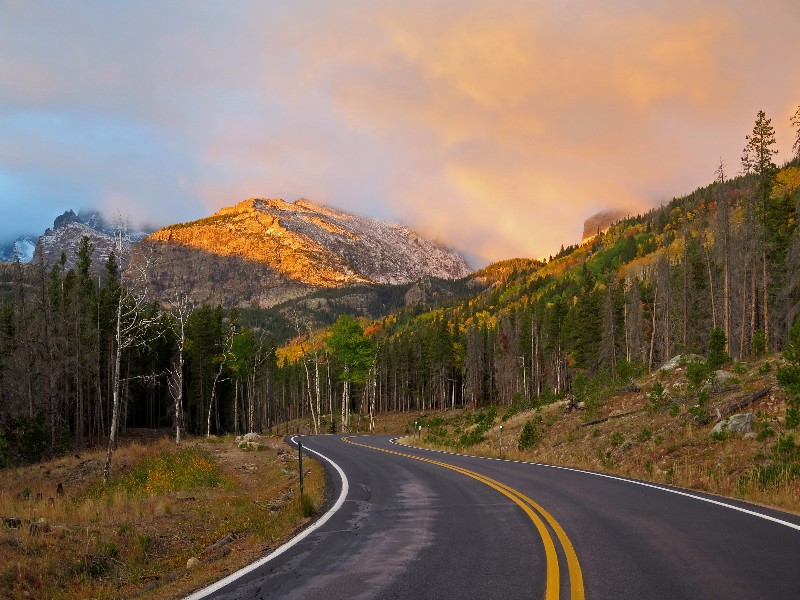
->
[[207, 325, 235, 438], [103, 253, 161, 483], [166, 284, 193, 445]]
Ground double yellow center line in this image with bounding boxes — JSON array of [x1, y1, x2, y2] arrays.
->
[[341, 436, 584, 600]]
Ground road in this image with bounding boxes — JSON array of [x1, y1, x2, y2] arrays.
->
[[188, 434, 800, 600]]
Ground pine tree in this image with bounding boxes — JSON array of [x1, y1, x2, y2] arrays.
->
[[777, 317, 800, 428], [707, 327, 730, 369], [743, 110, 779, 349]]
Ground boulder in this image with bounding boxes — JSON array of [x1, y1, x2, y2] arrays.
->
[[711, 413, 754, 436], [186, 557, 200, 569], [659, 354, 704, 372], [243, 432, 261, 442], [714, 370, 735, 384], [238, 441, 264, 451]]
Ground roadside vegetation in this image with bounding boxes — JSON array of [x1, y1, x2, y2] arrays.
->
[[399, 345, 799, 514], [0, 434, 323, 599]]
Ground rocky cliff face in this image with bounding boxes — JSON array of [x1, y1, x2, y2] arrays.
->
[[582, 209, 627, 242], [134, 198, 471, 308], [0, 236, 36, 263], [34, 210, 151, 273]]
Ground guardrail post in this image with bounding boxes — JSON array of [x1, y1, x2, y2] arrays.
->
[[499, 425, 503, 458]]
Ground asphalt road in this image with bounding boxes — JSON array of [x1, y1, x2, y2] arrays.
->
[[188, 434, 800, 600]]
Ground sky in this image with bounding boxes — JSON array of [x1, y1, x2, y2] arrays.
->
[[1, 1, 799, 266]]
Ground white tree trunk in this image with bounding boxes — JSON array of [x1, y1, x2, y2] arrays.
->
[[103, 300, 123, 483]]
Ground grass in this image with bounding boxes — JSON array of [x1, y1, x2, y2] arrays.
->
[[0, 434, 325, 599], [387, 357, 800, 515]]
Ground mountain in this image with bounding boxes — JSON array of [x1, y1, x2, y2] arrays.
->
[[134, 198, 471, 308], [581, 209, 627, 242], [0, 236, 37, 263], [34, 209, 152, 273]]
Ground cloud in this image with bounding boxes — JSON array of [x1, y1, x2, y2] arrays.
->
[[0, 1, 798, 264]]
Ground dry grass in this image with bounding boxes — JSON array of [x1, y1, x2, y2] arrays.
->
[[0, 434, 325, 599], [392, 360, 800, 515]]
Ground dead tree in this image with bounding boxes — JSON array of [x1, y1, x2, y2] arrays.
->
[[103, 254, 162, 483], [166, 284, 193, 445]]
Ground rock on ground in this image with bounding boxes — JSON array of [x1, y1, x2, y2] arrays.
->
[[711, 413, 754, 436], [659, 354, 705, 371]]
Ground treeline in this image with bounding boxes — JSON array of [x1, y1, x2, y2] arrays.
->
[[0, 241, 286, 470]]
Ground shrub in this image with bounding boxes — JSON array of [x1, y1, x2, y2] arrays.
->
[[688, 391, 711, 424], [778, 318, 800, 428], [518, 420, 540, 451], [686, 361, 711, 389], [756, 425, 776, 441], [751, 329, 767, 359], [574, 369, 616, 417], [614, 358, 642, 385], [609, 431, 624, 446], [637, 426, 652, 442], [775, 434, 798, 459], [648, 382, 666, 410], [707, 327, 731, 369]]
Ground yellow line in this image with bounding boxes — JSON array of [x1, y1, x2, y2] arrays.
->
[[341, 436, 585, 600]]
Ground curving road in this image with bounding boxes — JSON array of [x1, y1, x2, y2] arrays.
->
[[188, 434, 800, 600]]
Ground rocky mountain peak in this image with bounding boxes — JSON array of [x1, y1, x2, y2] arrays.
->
[[582, 209, 627, 242], [34, 209, 152, 273], [135, 198, 471, 308]]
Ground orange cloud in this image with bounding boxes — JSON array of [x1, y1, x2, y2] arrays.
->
[[9, 2, 794, 264]]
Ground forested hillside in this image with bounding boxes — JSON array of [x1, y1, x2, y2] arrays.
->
[[1, 109, 799, 472], [274, 109, 800, 434]]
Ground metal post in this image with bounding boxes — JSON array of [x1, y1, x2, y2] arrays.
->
[[499, 425, 503, 458], [298, 440, 304, 497]]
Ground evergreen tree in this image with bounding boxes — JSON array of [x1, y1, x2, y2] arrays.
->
[[742, 110, 778, 199], [707, 327, 730, 369], [777, 317, 800, 428], [743, 110, 779, 348]]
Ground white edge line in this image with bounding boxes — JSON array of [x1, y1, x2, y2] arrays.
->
[[184, 436, 350, 599], [389, 437, 800, 532]]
